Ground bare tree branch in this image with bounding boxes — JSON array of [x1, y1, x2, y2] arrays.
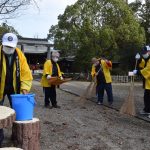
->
[[0, 0, 39, 20]]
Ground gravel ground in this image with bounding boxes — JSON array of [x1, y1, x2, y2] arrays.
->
[[2, 81, 150, 150]]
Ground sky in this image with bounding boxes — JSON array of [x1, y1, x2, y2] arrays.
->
[[1, 0, 135, 39], [3, 0, 77, 38]]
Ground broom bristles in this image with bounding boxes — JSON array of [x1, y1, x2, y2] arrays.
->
[[79, 81, 95, 101], [88, 82, 97, 99], [120, 78, 136, 116]]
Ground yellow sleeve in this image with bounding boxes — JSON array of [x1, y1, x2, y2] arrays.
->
[[56, 63, 62, 77], [91, 65, 96, 78], [21, 80, 32, 92], [43, 60, 52, 76], [19, 51, 33, 92], [140, 59, 150, 79], [139, 59, 145, 69]]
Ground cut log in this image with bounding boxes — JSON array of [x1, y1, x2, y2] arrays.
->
[[0, 106, 16, 129], [0, 148, 23, 150], [12, 118, 40, 150]]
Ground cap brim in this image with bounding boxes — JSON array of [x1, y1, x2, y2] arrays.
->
[[2, 42, 17, 48]]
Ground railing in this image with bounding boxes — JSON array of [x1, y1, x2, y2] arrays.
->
[[112, 75, 129, 83], [32, 71, 142, 83]]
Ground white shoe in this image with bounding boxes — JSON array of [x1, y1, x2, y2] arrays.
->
[[139, 110, 150, 115], [148, 115, 150, 119], [97, 102, 103, 105]]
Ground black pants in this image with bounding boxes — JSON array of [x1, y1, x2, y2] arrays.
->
[[43, 86, 57, 107], [144, 89, 150, 113], [97, 82, 113, 103]]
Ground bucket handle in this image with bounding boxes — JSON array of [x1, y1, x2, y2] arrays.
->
[[27, 94, 37, 106]]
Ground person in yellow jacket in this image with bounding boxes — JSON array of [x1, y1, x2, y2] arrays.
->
[[0, 33, 33, 147], [91, 56, 113, 105], [41, 50, 63, 109], [133, 45, 150, 116]]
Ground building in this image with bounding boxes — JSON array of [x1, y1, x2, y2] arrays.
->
[[17, 37, 53, 70]]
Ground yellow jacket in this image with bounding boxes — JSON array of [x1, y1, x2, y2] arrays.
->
[[0, 46, 33, 100], [139, 58, 150, 89], [91, 59, 112, 83], [41, 60, 62, 87]]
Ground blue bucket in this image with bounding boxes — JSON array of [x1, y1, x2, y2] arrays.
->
[[11, 94, 36, 121]]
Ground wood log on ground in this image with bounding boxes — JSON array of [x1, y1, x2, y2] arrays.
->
[[0, 106, 16, 129], [12, 118, 40, 150], [0, 148, 23, 150]]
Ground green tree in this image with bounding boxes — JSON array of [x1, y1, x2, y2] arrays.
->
[[0, 23, 19, 39], [48, 0, 145, 73], [129, 0, 150, 43]]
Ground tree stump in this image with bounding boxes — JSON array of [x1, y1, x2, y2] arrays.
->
[[12, 118, 40, 150], [0, 148, 23, 150], [0, 106, 15, 129]]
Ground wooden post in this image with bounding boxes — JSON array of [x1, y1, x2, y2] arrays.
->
[[12, 118, 40, 150]]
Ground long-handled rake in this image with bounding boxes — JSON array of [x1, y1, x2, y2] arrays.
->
[[119, 59, 138, 116]]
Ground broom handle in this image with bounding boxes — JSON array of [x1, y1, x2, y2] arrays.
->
[[132, 59, 138, 86]]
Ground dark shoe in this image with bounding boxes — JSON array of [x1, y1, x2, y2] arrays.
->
[[53, 105, 61, 108], [108, 102, 113, 107], [45, 105, 53, 109]]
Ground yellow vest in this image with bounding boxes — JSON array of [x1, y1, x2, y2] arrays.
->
[[0, 46, 33, 100], [139, 58, 150, 89], [91, 59, 112, 83], [40, 60, 62, 87]]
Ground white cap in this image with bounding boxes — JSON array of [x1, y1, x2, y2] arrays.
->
[[2, 33, 18, 48]]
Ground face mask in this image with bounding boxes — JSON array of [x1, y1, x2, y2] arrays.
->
[[142, 53, 149, 59], [94, 61, 99, 66], [2, 46, 15, 54], [52, 57, 59, 62]]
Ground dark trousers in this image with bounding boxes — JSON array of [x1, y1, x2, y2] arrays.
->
[[97, 82, 113, 103], [144, 89, 150, 113], [43, 86, 57, 107]]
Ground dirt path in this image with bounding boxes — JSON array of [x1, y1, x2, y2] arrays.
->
[[3, 81, 150, 150]]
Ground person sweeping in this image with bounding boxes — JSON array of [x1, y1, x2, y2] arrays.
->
[[91, 56, 113, 105], [133, 45, 150, 117]]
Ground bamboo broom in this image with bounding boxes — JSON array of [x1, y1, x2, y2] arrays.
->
[[79, 67, 101, 100], [79, 79, 95, 101], [119, 59, 138, 116]]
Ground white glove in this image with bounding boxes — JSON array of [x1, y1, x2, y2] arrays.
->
[[47, 75, 51, 79], [135, 53, 141, 60], [60, 76, 63, 80], [133, 70, 137, 75]]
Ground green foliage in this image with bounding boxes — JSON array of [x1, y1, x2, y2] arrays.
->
[[129, 0, 150, 43], [0, 23, 19, 39], [48, 0, 145, 73]]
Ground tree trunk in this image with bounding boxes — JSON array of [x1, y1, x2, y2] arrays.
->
[[12, 118, 40, 150], [0, 106, 15, 129], [0, 148, 23, 150]]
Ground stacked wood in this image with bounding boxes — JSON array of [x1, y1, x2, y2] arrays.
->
[[0, 106, 15, 129], [0, 148, 23, 150], [12, 118, 40, 150]]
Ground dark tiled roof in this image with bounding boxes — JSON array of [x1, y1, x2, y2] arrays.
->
[[18, 37, 53, 46]]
